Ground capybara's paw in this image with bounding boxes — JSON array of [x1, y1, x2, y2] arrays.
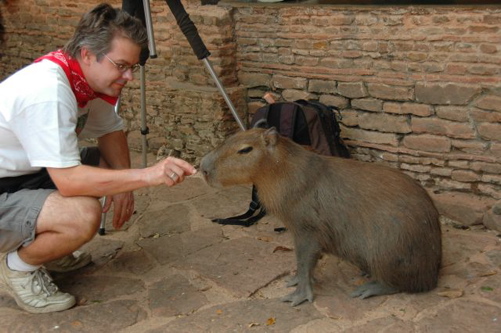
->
[[350, 281, 398, 299], [281, 285, 314, 306]]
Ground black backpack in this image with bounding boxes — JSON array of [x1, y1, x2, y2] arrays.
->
[[211, 99, 350, 227]]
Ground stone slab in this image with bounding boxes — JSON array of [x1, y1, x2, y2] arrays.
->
[[173, 236, 296, 298], [151, 298, 323, 332]]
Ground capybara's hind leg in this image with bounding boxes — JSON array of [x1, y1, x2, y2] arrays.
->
[[285, 274, 299, 287], [350, 281, 398, 299], [282, 235, 321, 306]]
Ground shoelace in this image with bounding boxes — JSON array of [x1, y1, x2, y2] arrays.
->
[[27, 269, 59, 296]]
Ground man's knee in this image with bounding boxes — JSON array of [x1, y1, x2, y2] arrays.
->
[[74, 197, 102, 241], [39, 194, 102, 243]]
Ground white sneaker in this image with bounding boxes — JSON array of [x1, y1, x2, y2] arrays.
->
[[0, 253, 76, 313], [44, 251, 92, 273]]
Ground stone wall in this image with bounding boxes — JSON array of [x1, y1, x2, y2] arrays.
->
[[0, 0, 500, 230]]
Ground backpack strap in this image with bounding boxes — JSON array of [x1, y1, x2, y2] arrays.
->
[[211, 185, 266, 227], [294, 99, 350, 158], [251, 102, 299, 140], [276, 103, 297, 139], [294, 99, 332, 156]]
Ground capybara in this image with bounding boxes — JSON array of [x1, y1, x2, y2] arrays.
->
[[200, 127, 442, 306]]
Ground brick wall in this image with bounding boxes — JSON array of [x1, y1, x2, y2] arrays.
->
[[1, 0, 500, 229]]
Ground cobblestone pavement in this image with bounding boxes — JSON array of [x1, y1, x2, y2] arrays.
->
[[1, 152, 500, 332]]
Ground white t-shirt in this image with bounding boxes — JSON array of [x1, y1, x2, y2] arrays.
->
[[0, 60, 124, 178]]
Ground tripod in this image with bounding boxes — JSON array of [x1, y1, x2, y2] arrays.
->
[[124, 0, 245, 167], [99, 0, 246, 235]]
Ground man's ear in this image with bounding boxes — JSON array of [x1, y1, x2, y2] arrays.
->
[[79, 47, 94, 66]]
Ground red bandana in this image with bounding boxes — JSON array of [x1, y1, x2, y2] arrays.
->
[[34, 50, 118, 108]]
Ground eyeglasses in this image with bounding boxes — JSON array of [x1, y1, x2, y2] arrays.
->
[[103, 54, 140, 73]]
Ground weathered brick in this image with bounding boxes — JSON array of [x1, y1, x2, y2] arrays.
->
[[415, 83, 481, 105], [295, 55, 320, 66], [479, 185, 501, 200], [431, 167, 453, 177], [471, 162, 501, 174], [308, 80, 336, 94], [467, 64, 499, 76], [451, 170, 480, 182], [341, 127, 399, 146], [435, 106, 469, 122], [402, 134, 451, 153], [451, 140, 488, 155], [380, 152, 399, 162], [477, 123, 501, 141], [238, 73, 271, 87], [361, 41, 378, 52], [399, 155, 445, 166], [337, 109, 359, 127], [351, 98, 383, 112], [470, 108, 501, 123], [272, 75, 307, 90], [484, 15, 501, 25], [358, 112, 411, 133], [384, 102, 433, 117], [473, 94, 501, 113], [482, 174, 501, 186], [434, 178, 472, 192], [490, 142, 501, 158], [383, 103, 403, 114], [278, 54, 294, 65], [282, 89, 315, 101], [367, 83, 413, 101], [411, 117, 476, 139], [319, 57, 352, 68], [401, 163, 432, 173], [319, 95, 349, 109], [337, 82, 368, 99], [448, 160, 470, 169]]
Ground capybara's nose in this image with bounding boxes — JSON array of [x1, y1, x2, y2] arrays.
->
[[199, 156, 211, 178]]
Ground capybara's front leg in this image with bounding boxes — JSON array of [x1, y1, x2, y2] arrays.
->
[[282, 234, 321, 306]]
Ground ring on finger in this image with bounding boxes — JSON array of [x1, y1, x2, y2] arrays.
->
[[169, 172, 178, 180]]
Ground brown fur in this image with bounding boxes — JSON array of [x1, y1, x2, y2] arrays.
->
[[200, 127, 442, 306]]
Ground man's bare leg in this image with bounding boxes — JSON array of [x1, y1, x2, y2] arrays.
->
[[18, 192, 102, 266]]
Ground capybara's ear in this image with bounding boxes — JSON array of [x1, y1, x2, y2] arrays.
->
[[262, 127, 279, 147]]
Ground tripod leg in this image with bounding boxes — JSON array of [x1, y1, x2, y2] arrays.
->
[[139, 65, 148, 168], [142, 0, 157, 58], [98, 197, 107, 235], [202, 58, 246, 131]]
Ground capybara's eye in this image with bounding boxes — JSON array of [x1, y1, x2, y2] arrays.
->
[[238, 146, 253, 154]]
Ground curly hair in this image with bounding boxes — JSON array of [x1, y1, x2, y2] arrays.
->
[[63, 3, 148, 61]]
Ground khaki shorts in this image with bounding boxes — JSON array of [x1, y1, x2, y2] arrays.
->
[[0, 147, 100, 253]]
